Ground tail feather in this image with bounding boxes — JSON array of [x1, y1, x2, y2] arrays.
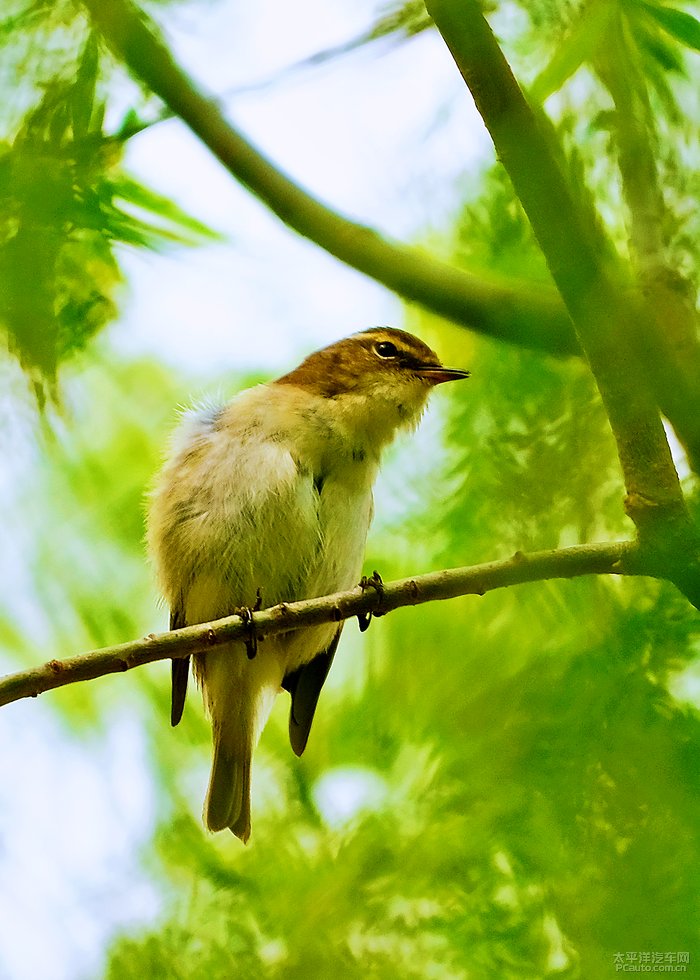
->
[[204, 735, 252, 842], [196, 642, 283, 843]]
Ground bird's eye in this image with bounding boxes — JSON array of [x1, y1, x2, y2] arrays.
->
[[374, 341, 398, 359]]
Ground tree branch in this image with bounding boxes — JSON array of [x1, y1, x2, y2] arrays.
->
[[0, 541, 638, 709], [80, 0, 578, 357], [425, 0, 700, 604]]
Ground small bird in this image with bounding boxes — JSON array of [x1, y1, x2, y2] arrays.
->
[[147, 327, 468, 841]]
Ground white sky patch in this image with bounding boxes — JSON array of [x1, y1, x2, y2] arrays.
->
[[668, 656, 700, 711], [0, 702, 159, 980], [313, 766, 388, 828], [663, 419, 691, 482]]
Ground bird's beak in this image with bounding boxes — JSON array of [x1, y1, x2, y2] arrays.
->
[[418, 366, 470, 385]]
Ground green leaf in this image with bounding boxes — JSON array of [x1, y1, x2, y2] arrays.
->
[[530, 0, 612, 103], [112, 176, 222, 244], [641, 2, 700, 52], [71, 32, 99, 139], [366, 0, 432, 42], [637, 19, 687, 71]]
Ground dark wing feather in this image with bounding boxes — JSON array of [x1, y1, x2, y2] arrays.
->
[[170, 606, 190, 727], [282, 628, 342, 757]]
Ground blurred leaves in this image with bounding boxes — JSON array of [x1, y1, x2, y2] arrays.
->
[[529, 0, 700, 105], [443, 339, 623, 556], [0, 27, 218, 400], [529, 0, 612, 104], [364, 0, 432, 44], [0, 355, 179, 727], [515, 0, 700, 289], [641, 1, 700, 53]]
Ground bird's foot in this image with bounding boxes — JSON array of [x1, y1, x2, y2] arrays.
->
[[357, 570, 385, 632], [234, 590, 264, 660], [235, 605, 258, 659]]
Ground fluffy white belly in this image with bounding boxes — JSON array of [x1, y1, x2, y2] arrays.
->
[[183, 469, 372, 676]]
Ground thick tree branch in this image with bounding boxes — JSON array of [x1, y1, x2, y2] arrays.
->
[[0, 542, 637, 709], [80, 0, 577, 357], [425, 0, 700, 604]]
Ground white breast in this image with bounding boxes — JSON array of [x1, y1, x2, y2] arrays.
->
[[149, 383, 377, 670]]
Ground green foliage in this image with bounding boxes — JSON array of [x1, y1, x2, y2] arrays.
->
[[366, 0, 433, 43], [453, 166, 554, 285], [641, 1, 700, 54], [0, 18, 218, 400], [529, 0, 700, 105], [440, 339, 623, 555], [529, 1, 613, 104], [0, 356, 175, 725], [511, 0, 700, 284]]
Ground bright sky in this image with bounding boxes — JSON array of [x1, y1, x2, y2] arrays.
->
[[0, 3, 491, 978]]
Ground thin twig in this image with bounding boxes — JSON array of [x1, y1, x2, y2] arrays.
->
[[0, 541, 638, 709]]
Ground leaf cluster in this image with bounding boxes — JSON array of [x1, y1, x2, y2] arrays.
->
[[0, 18, 217, 400]]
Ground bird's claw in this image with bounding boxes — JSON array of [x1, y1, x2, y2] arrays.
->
[[358, 570, 385, 632], [234, 590, 264, 659], [360, 569, 384, 595], [236, 605, 258, 659]]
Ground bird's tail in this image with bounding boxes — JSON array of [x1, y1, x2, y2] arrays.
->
[[204, 727, 252, 842], [198, 644, 280, 842]]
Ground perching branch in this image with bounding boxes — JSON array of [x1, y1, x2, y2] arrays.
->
[[0, 541, 638, 709], [425, 0, 700, 605], [80, 0, 577, 358]]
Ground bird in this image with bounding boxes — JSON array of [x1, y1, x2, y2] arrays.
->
[[147, 326, 469, 842]]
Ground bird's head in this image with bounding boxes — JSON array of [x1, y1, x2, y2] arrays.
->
[[275, 327, 469, 443], [276, 327, 469, 418]]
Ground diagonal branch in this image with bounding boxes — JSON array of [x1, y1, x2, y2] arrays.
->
[[0, 541, 638, 709], [80, 0, 577, 357]]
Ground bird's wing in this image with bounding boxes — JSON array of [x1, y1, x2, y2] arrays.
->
[[282, 627, 343, 757], [170, 605, 190, 727]]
